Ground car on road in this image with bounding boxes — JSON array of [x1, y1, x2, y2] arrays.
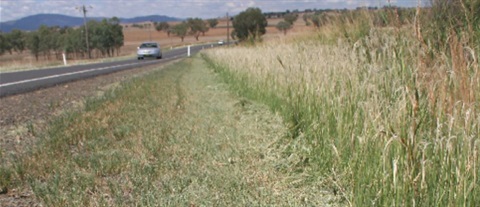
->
[[137, 42, 162, 60], [218, 40, 224, 45]]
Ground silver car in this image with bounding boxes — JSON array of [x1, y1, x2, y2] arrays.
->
[[137, 42, 162, 60]]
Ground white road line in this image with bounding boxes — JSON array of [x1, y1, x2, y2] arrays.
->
[[0, 54, 185, 88], [0, 62, 137, 88]]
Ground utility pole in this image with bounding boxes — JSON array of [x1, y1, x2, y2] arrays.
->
[[77, 5, 92, 59], [226, 12, 230, 46]]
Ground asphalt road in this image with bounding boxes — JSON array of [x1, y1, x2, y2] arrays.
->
[[0, 43, 219, 97]]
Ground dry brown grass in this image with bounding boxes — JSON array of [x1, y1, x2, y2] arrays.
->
[[203, 11, 480, 204]]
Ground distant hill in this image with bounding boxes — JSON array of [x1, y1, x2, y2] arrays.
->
[[0, 14, 182, 32], [119, 15, 181, 24]]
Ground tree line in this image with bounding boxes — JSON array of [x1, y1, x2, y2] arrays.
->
[[0, 17, 123, 60], [154, 18, 218, 42]]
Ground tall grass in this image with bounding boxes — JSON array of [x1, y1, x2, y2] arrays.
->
[[203, 4, 479, 205]]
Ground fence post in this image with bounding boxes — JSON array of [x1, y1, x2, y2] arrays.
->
[[62, 53, 67, 66]]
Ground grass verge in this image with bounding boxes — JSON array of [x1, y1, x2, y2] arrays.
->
[[202, 28, 479, 206], [1, 56, 341, 206]]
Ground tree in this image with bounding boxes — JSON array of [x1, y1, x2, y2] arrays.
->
[[171, 22, 189, 42], [49, 27, 64, 59], [0, 33, 12, 55], [0, 33, 8, 55], [6, 30, 26, 54], [276, 21, 292, 35], [187, 18, 208, 40], [64, 27, 86, 59], [109, 17, 124, 56], [27, 31, 41, 61], [91, 20, 108, 57], [207, 18, 219, 28], [63, 27, 78, 57], [37, 25, 56, 59], [87, 18, 124, 58], [166, 28, 173, 37], [155, 22, 170, 36], [232, 7, 268, 41], [284, 13, 298, 25]]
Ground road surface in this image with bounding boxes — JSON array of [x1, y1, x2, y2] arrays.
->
[[0, 43, 219, 97]]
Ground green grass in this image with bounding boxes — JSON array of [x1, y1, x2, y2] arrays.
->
[[1, 56, 341, 206]]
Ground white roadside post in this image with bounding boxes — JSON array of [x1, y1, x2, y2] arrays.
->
[[62, 52, 67, 66], [188, 45, 191, 57]]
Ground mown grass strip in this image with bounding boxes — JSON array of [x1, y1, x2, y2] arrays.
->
[[4, 56, 341, 206]]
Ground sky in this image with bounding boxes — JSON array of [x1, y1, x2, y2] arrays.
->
[[0, 0, 420, 22]]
